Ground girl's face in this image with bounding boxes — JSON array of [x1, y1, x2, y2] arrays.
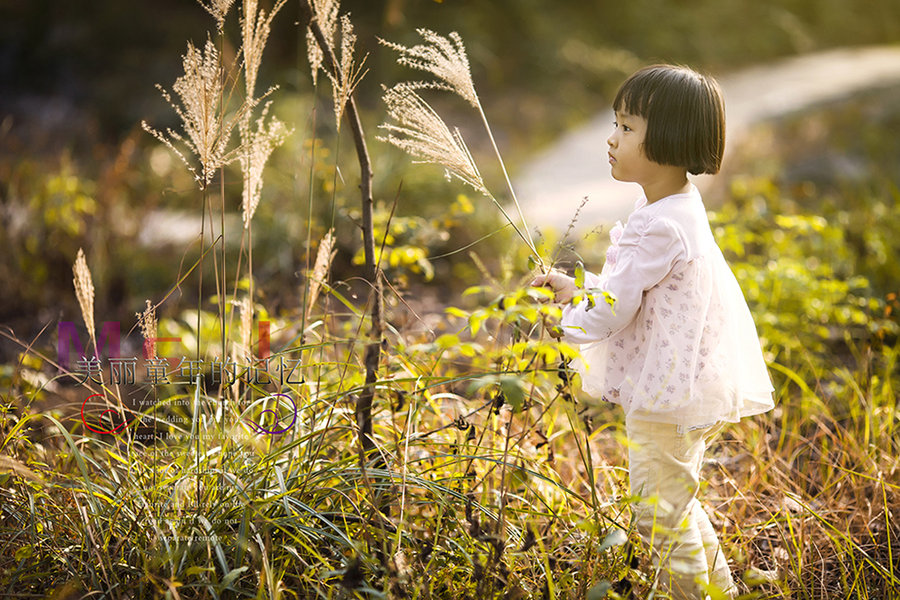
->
[[607, 110, 657, 185]]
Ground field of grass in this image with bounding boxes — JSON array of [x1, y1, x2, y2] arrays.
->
[[1, 2, 898, 599]]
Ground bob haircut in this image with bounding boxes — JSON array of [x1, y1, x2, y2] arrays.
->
[[613, 65, 726, 175]]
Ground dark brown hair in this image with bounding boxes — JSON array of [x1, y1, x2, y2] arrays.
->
[[613, 64, 726, 175]]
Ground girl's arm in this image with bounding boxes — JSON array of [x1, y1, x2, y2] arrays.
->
[[559, 216, 685, 344]]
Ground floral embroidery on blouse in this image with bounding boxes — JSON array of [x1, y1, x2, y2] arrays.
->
[[605, 221, 625, 267], [561, 186, 775, 428]]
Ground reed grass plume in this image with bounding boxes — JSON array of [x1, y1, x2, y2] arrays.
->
[[136, 300, 158, 359], [380, 29, 542, 268], [379, 84, 487, 197], [305, 0, 339, 86], [72, 248, 95, 343], [241, 0, 287, 101], [198, 0, 236, 32], [142, 37, 247, 189], [378, 29, 478, 108], [327, 14, 368, 131], [240, 102, 291, 227], [305, 229, 336, 321]]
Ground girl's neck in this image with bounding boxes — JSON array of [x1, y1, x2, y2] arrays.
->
[[642, 168, 691, 204]]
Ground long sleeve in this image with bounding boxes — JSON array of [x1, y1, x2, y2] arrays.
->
[[561, 214, 685, 344], [562, 186, 773, 428]]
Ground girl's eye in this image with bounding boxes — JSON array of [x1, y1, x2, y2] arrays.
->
[[622, 124, 631, 132]]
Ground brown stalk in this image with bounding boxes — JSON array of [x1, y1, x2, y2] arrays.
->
[[299, 0, 382, 459]]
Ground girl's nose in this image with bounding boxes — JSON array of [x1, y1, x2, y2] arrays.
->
[[607, 132, 616, 147]]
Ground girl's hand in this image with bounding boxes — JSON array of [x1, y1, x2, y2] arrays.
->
[[531, 269, 578, 303]]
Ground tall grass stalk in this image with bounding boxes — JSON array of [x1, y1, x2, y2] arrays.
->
[[379, 29, 544, 271], [301, 0, 384, 463]]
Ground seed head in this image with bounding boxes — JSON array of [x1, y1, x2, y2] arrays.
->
[[305, 229, 336, 320], [198, 0, 236, 32], [379, 84, 487, 197], [240, 102, 291, 227], [241, 0, 287, 100], [326, 14, 368, 131], [306, 0, 339, 86], [142, 37, 248, 189], [379, 29, 478, 108], [137, 300, 158, 359], [72, 248, 95, 340]]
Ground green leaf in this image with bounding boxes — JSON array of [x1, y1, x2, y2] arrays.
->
[[598, 527, 628, 552], [458, 342, 483, 358], [445, 306, 469, 319], [435, 334, 460, 349], [469, 312, 486, 336], [527, 286, 555, 301], [576, 518, 599, 534], [463, 285, 489, 297], [14, 545, 33, 562], [500, 375, 526, 412], [586, 581, 611, 600], [221, 566, 249, 587]]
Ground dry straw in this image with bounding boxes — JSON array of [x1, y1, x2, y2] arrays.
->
[[327, 14, 368, 131], [305, 0, 339, 86], [197, 0, 236, 32], [305, 229, 336, 321], [142, 37, 248, 189], [379, 29, 542, 268], [240, 102, 290, 227], [72, 248, 95, 345], [379, 84, 487, 196], [136, 300, 158, 359]]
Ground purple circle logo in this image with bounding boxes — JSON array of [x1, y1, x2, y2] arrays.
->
[[243, 393, 298, 435]]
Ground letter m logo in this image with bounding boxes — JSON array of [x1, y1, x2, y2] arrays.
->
[[57, 321, 121, 370]]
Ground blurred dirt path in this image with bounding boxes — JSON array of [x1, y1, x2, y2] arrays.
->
[[514, 45, 900, 233]]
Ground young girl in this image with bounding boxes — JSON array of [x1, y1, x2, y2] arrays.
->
[[532, 65, 775, 599]]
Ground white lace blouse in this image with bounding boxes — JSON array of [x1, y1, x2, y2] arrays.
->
[[561, 185, 774, 428]]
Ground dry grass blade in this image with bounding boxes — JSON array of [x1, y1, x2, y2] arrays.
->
[[327, 14, 368, 131], [142, 37, 247, 189], [240, 102, 291, 227], [305, 229, 336, 321], [241, 0, 287, 100], [380, 28, 542, 268], [0, 455, 42, 481], [305, 0, 339, 86], [197, 0, 236, 32], [136, 300, 158, 359], [379, 84, 487, 196], [378, 29, 478, 108], [72, 248, 95, 344]]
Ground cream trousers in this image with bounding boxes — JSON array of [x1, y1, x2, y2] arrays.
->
[[626, 416, 736, 599]]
